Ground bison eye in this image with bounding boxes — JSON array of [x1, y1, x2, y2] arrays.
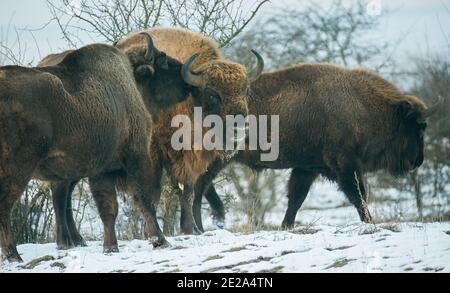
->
[[209, 94, 220, 104], [204, 90, 220, 104]]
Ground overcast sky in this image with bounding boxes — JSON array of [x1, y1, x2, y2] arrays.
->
[[1, 0, 449, 67]]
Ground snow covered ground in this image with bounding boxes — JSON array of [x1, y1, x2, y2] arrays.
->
[[1, 180, 449, 273], [1, 222, 449, 273]]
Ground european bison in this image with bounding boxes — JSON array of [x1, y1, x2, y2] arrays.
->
[[0, 37, 194, 261], [193, 63, 442, 231]]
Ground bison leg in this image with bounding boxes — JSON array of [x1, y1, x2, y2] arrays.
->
[[193, 159, 226, 231], [179, 185, 201, 235], [52, 181, 75, 250], [337, 169, 373, 223], [0, 197, 22, 262], [89, 175, 119, 253], [64, 181, 86, 247], [204, 186, 225, 229], [0, 177, 31, 262], [281, 169, 318, 229], [194, 183, 226, 232], [126, 155, 168, 248], [52, 180, 85, 249], [135, 185, 169, 248]]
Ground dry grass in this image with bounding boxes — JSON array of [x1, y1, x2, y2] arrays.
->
[[221, 246, 248, 253], [257, 266, 284, 273], [204, 255, 224, 261], [325, 245, 355, 251], [325, 258, 355, 269], [21, 255, 55, 269], [380, 223, 402, 233], [358, 225, 380, 235]]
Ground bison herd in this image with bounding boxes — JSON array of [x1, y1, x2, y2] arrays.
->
[[0, 27, 441, 262]]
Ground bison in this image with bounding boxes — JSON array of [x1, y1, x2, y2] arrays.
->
[[193, 63, 442, 231], [116, 28, 263, 235], [0, 36, 197, 261], [50, 27, 264, 243]]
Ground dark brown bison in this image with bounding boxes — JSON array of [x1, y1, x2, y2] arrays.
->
[[193, 63, 442, 231], [50, 27, 263, 242], [0, 37, 196, 262]]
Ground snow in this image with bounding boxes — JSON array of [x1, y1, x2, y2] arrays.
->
[[1, 222, 449, 273], [1, 179, 449, 273]]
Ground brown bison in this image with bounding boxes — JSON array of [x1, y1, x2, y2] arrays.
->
[[114, 27, 263, 235], [49, 27, 263, 249], [0, 37, 196, 261], [193, 63, 442, 231]]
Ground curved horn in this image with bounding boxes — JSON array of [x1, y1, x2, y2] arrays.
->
[[139, 32, 155, 62], [423, 96, 444, 118], [181, 53, 204, 87], [247, 49, 264, 83]]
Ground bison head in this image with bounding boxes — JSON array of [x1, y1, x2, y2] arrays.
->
[[181, 50, 264, 119], [119, 33, 191, 110], [388, 96, 442, 176]]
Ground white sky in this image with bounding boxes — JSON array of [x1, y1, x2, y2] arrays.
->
[[0, 0, 449, 66]]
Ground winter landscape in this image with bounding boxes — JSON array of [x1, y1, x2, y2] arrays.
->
[[1, 0, 449, 274], [2, 180, 449, 273]]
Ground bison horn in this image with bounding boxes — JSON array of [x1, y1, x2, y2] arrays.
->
[[247, 49, 264, 83], [181, 53, 204, 87], [140, 32, 155, 62], [422, 96, 444, 118]]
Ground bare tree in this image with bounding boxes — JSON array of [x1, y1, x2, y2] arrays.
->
[[0, 16, 35, 66], [46, 0, 269, 46], [164, 0, 269, 46], [223, 165, 282, 230], [227, 0, 394, 71], [11, 181, 55, 245]]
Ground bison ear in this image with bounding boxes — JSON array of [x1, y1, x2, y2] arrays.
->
[[155, 53, 169, 70], [134, 64, 155, 81], [398, 100, 420, 120]]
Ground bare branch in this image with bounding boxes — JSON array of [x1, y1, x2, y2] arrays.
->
[[46, 0, 268, 46]]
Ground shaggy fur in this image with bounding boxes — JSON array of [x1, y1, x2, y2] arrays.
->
[[193, 63, 430, 231], [114, 27, 251, 234], [0, 42, 191, 262], [38, 40, 190, 111], [116, 27, 222, 68]]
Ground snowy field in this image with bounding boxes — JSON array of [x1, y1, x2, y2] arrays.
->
[[1, 223, 449, 273], [1, 180, 449, 273]]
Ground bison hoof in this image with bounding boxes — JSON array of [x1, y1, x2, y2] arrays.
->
[[149, 237, 170, 249], [71, 236, 87, 247], [281, 221, 295, 230], [213, 217, 225, 229], [1, 247, 23, 263], [103, 246, 119, 254], [362, 217, 374, 224], [56, 239, 75, 250], [193, 226, 203, 235], [57, 244, 74, 250]]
